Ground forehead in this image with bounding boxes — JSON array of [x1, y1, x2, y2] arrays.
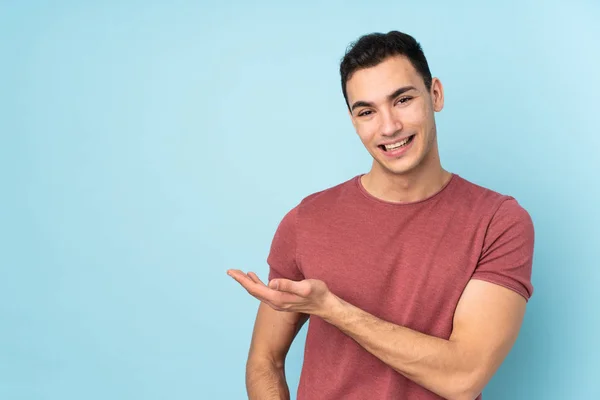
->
[[346, 55, 423, 104]]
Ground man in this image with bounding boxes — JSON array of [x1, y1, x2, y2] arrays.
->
[[227, 30, 534, 400]]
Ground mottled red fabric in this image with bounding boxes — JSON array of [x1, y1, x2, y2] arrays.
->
[[267, 174, 534, 400]]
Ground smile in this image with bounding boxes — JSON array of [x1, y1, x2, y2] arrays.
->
[[379, 134, 416, 152]]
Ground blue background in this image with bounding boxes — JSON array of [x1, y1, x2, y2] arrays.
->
[[2, 1, 599, 399]]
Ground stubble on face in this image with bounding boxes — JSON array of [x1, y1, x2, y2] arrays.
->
[[345, 55, 442, 178]]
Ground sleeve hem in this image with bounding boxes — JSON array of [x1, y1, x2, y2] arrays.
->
[[470, 275, 531, 302]]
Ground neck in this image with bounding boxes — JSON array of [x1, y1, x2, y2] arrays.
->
[[361, 145, 451, 204]]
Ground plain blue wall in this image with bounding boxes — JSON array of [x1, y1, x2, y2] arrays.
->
[[1, 1, 599, 399]]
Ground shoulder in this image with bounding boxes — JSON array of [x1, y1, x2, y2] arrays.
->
[[275, 176, 357, 227], [451, 175, 507, 205], [451, 176, 534, 246], [295, 176, 357, 214], [451, 175, 531, 221]]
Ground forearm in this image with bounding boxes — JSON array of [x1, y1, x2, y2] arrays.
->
[[322, 295, 479, 400], [246, 358, 290, 400]]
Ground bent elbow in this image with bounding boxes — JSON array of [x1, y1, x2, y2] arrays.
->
[[447, 370, 486, 400], [450, 391, 481, 400], [446, 387, 481, 400]]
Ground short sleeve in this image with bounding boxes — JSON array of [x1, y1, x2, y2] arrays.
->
[[267, 206, 305, 282], [472, 198, 535, 301]]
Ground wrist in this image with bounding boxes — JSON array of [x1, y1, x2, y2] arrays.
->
[[318, 291, 345, 322]]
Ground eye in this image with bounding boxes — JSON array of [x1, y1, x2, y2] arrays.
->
[[357, 110, 373, 117], [395, 96, 413, 105]]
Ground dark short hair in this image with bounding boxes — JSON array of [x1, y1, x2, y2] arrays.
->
[[340, 31, 432, 109]]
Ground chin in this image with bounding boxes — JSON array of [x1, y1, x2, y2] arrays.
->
[[386, 165, 419, 176], [390, 146, 430, 174], [378, 159, 420, 176]]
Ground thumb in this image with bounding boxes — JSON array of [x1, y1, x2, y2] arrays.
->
[[268, 279, 280, 290], [269, 278, 297, 293], [269, 279, 310, 296]]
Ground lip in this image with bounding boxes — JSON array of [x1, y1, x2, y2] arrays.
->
[[379, 135, 415, 147], [378, 134, 416, 158]]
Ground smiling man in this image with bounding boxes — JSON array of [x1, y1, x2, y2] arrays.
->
[[228, 31, 534, 400]]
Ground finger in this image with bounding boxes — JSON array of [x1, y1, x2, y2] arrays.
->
[[229, 270, 266, 287], [228, 270, 265, 296], [227, 269, 248, 278], [247, 272, 267, 286], [247, 279, 303, 306], [269, 279, 311, 297], [227, 270, 253, 285], [229, 270, 293, 304]]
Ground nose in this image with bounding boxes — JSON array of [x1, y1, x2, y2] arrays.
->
[[380, 108, 402, 136]]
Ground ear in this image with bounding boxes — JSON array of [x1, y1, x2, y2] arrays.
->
[[430, 77, 444, 112]]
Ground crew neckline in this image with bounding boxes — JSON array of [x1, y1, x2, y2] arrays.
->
[[354, 173, 457, 206]]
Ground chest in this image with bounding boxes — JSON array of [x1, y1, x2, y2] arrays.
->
[[296, 208, 487, 333]]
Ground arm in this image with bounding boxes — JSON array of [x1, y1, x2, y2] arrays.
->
[[321, 279, 526, 400], [230, 273, 526, 400], [246, 278, 309, 400], [232, 200, 532, 399], [244, 206, 308, 399], [318, 199, 534, 399]]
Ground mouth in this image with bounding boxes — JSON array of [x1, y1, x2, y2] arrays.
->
[[378, 134, 416, 152]]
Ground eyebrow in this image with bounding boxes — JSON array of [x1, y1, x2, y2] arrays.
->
[[350, 86, 417, 112]]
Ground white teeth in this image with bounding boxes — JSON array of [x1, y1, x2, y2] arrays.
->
[[384, 136, 411, 150]]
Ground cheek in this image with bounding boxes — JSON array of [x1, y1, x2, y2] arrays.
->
[[355, 120, 379, 143], [401, 106, 428, 129]]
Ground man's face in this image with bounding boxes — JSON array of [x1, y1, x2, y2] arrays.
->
[[345, 55, 444, 176]]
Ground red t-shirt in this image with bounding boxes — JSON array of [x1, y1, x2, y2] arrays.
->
[[267, 173, 534, 400]]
